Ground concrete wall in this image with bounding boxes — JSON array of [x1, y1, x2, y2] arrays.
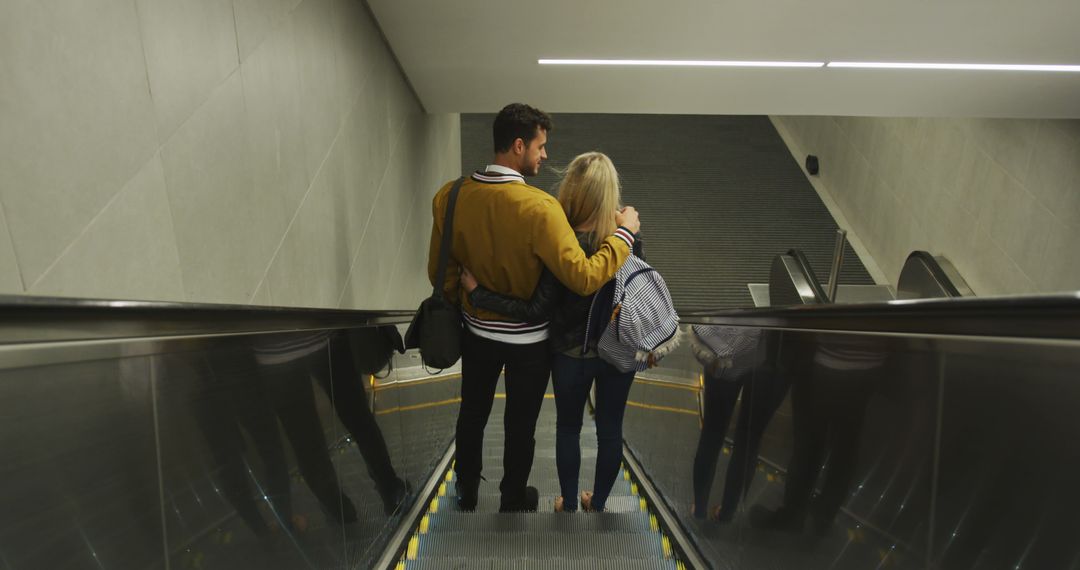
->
[[772, 117, 1080, 296], [0, 0, 459, 310]]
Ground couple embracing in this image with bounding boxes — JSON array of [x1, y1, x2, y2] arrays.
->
[[426, 103, 646, 513]]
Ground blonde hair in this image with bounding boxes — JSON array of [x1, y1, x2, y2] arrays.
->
[[557, 152, 621, 252]]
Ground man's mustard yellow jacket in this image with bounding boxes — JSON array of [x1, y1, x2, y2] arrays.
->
[[427, 173, 633, 323]]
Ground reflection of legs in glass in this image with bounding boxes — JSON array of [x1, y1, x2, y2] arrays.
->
[[203, 421, 273, 537], [200, 353, 295, 537], [274, 374, 358, 526], [691, 370, 741, 519], [323, 333, 408, 516], [454, 331, 504, 510], [718, 365, 789, 520], [752, 373, 824, 532], [808, 375, 872, 534], [551, 354, 593, 513], [233, 396, 295, 534], [590, 362, 635, 512], [498, 340, 550, 512]]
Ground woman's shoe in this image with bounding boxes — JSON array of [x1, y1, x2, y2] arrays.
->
[[554, 496, 564, 512], [580, 491, 595, 512]]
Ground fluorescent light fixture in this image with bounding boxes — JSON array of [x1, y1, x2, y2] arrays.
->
[[828, 61, 1080, 72], [538, 58, 825, 68]]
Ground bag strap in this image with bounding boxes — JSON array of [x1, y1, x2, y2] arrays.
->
[[432, 177, 467, 299]]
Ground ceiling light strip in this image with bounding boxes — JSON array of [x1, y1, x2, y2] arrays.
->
[[829, 61, 1080, 72], [538, 59, 825, 68], [538, 59, 1080, 72]]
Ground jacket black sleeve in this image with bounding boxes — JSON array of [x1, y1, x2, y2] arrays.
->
[[632, 232, 645, 260], [467, 269, 564, 324]]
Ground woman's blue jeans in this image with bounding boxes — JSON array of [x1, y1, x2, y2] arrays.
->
[[551, 353, 635, 512]]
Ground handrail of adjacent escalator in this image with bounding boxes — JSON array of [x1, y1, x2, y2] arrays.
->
[[681, 292, 1080, 340], [902, 250, 965, 298], [787, 248, 830, 303], [0, 294, 415, 344]]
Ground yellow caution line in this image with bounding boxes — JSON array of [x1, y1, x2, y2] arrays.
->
[[626, 400, 699, 416], [634, 377, 701, 393], [374, 373, 462, 392], [374, 393, 555, 415], [375, 397, 462, 416]]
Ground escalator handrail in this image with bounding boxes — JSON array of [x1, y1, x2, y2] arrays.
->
[[904, 250, 964, 298], [787, 248, 830, 303], [680, 292, 1080, 341], [0, 294, 415, 345]]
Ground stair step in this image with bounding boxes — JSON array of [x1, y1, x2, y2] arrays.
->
[[434, 494, 645, 514], [426, 512, 653, 533], [404, 557, 678, 570], [413, 531, 668, 560], [444, 479, 635, 499]]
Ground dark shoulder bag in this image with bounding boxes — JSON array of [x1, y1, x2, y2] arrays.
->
[[404, 177, 466, 369]]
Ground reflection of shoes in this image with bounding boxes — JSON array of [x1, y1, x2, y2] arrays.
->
[[691, 504, 705, 520], [749, 505, 804, 532], [290, 514, 309, 534], [499, 486, 539, 512], [457, 478, 479, 512], [713, 506, 734, 523], [380, 478, 412, 516], [580, 491, 596, 512]]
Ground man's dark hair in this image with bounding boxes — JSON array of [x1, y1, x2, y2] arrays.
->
[[492, 103, 553, 153]]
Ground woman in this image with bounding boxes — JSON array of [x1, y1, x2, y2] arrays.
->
[[460, 151, 641, 513]]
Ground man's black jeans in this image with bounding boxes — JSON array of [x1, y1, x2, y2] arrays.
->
[[455, 329, 551, 507]]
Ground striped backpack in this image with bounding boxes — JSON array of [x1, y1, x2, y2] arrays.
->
[[586, 255, 681, 373]]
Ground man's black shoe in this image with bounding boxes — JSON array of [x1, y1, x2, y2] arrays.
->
[[524, 486, 539, 511], [456, 478, 479, 512], [498, 486, 539, 512]]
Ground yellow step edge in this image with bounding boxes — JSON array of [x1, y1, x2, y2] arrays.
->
[[419, 515, 430, 534], [407, 535, 419, 560]]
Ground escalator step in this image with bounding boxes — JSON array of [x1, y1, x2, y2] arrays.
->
[[436, 494, 644, 514], [413, 531, 666, 560], [405, 557, 678, 569], [469, 464, 599, 480], [426, 512, 652, 533]]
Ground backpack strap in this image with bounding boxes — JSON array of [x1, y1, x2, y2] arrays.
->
[[432, 177, 467, 300]]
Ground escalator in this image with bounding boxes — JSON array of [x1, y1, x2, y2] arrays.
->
[[2, 264, 1079, 570], [392, 394, 687, 569]]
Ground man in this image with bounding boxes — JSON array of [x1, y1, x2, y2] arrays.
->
[[427, 103, 641, 512]]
